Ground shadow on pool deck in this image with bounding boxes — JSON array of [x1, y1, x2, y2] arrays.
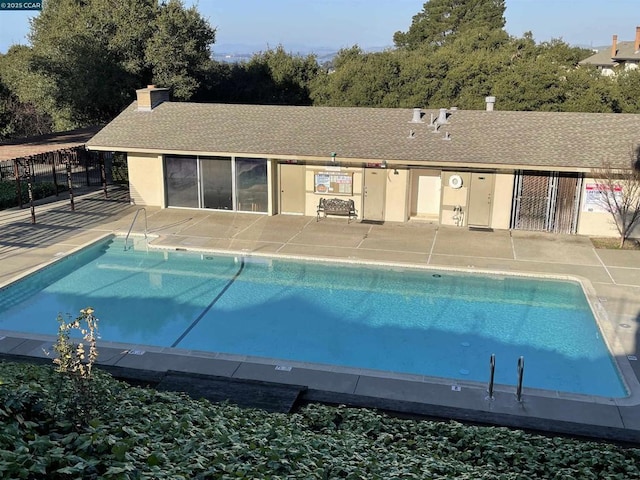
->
[[1, 186, 640, 443]]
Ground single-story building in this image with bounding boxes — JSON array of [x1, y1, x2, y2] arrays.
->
[[86, 86, 640, 238]]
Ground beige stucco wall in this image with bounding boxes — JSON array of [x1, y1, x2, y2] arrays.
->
[[267, 159, 277, 215], [440, 171, 470, 226], [491, 173, 515, 230], [304, 166, 363, 217], [128, 153, 164, 207]]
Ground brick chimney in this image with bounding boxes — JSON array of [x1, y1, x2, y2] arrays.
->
[[611, 34, 618, 58], [136, 85, 170, 111], [635, 26, 640, 52]]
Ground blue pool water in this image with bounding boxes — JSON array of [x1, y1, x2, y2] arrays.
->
[[0, 237, 626, 397]]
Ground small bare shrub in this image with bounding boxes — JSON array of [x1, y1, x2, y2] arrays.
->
[[48, 307, 100, 427]]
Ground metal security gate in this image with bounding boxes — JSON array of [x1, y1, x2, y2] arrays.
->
[[510, 171, 582, 234]]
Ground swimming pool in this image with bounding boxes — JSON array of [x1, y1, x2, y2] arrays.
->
[[0, 236, 627, 398]]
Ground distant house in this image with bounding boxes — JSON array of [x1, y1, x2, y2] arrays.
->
[[86, 86, 640, 239], [579, 26, 640, 76]]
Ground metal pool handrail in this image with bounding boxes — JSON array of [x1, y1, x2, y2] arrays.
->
[[124, 208, 148, 251], [516, 356, 525, 402]]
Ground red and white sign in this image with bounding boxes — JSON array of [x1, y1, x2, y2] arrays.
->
[[583, 183, 623, 213]]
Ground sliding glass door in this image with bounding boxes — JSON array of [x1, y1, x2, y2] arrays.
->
[[165, 155, 198, 207], [235, 157, 267, 213], [201, 157, 233, 210], [165, 155, 267, 212]]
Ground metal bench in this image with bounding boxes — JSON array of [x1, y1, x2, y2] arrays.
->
[[316, 198, 357, 223]]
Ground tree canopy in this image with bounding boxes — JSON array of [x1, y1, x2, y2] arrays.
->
[[207, 46, 319, 105], [394, 0, 506, 49], [1, 0, 215, 132]]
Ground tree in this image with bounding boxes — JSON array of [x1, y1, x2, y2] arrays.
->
[[310, 47, 406, 107], [203, 46, 319, 105], [592, 145, 640, 248], [241, 46, 319, 105], [561, 66, 621, 113], [490, 36, 595, 112], [0, 48, 55, 138], [422, 26, 510, 109], [145, 0, 216, 100], [616, 69, 640, 113], [23, 0, 215, 128], [394, 0, 506, 49], [0, 82, 53, 141]]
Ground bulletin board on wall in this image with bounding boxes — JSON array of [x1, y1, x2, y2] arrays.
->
[[314, 172, 353, 195]]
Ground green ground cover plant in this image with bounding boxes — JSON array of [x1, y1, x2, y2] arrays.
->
[[0, 362, 638, 479], [0, 180, 63, 210]]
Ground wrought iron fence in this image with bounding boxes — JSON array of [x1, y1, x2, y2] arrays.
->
[[0, 147, 114, 209], [0, 147, 112, 189]]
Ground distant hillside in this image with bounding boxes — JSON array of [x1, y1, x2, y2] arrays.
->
[[212, 43, 390, 64]]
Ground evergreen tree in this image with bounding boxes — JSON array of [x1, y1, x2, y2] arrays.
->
[[394, 0, 506, 49], [22, 0, 215, 128]]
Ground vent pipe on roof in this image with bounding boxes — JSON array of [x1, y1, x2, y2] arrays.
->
[[611, 34, 618, 57], [437, 108, 448, 124], [410, 107, 424, 123], [485, 96, 496, 112], [635, 26, 640, 52]]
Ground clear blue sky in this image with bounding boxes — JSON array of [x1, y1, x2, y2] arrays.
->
[[0, 0, 638, 53]]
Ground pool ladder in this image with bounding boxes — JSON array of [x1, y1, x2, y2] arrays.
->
[[124, 208, 148, 251], [486, 354, 525, 402]]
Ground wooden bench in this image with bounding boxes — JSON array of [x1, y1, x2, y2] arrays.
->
[[317, 198, 357, 223]]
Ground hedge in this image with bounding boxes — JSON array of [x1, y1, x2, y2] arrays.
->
[[0, 362, 638, 479]]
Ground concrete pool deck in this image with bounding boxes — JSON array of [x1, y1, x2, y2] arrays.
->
[[1, 186, 640, 442]]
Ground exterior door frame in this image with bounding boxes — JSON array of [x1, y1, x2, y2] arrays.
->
[[279, 163, 305, 214], [363, 168, 386, 221], [467, 172, 495, 228]]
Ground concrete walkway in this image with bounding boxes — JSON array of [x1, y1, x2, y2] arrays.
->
[[1, 186, 640, 442]]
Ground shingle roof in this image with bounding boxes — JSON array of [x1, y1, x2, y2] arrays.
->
[[579, 41, 640, 66], [87, 102, 640, 171], [612, 40, 640, 61]]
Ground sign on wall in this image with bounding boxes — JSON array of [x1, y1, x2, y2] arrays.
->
[[314, 172, 353, 195], [583, 183, 622, 213]]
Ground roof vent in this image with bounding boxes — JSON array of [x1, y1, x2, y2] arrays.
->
[[485, 96, 496, 112], [437, 108, 448, 124], [410, 108, 423, 123]]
